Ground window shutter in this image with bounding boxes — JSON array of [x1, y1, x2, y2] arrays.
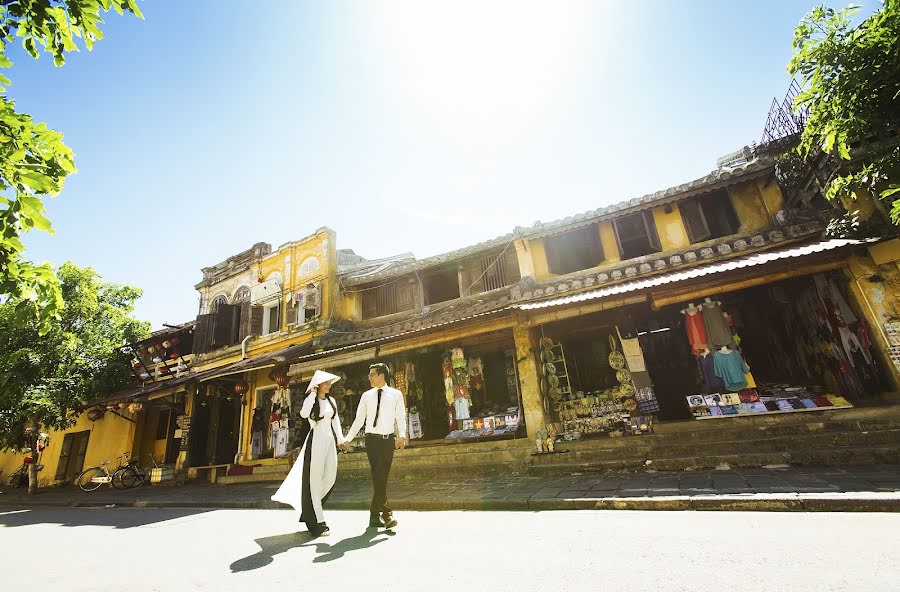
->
[[249, 305, 264, 336], [363, 293, 377, 319], [643, 211, 661, 251], [193, 313, 214, 354], [397, 283, 415, 310], [680, 200, 711, 243], [611, 218, 626, 259], [285, 302, 298, 325], [544, 238, 564, 275], [212, 304, 239, 348], [238, 302, 251, 341], [55, 434, 75, 480]]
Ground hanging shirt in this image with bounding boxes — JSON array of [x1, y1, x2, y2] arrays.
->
[[838, 326, 872, 366], [683, 309, 709, 355], [408, 411, 423, 440], [453, 397, 471, 420], [345, 385, 408, 440], [617, 327, 646, 372], [702, 302, 735, 349], [699, 353, 726, 392], [713, 350, 750, 392]]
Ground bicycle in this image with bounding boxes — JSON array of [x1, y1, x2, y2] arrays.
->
[[112, 454, 159, 489], [76, 452, 132, 492]]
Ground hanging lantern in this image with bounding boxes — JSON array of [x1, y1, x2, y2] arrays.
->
[[169, 352, 179, 360], [171, 336, 181, 346], [133, 362, 142, 370], [139, 372, 150, 380], [159, 366, 170, 375], [162, 340, 172, 349], [234, 380, 250, 396], [273, 372, 289, 387]]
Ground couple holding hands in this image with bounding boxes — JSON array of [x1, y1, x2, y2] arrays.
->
[[271, 363, 408, 538]]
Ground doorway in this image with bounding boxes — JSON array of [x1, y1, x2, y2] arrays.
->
[[54, 430, 90, 482]]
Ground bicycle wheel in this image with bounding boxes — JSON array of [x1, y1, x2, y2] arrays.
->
[[111, 466, 129, 490], [116, 466, 143, 489], [76, 467, 106, 492]]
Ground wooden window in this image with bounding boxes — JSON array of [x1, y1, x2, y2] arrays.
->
[[361, 275, 418, 319], [544, 224, 605, 275], [211, 303, 240, 348], [155, 409, 170, 440], [262, 302, 281, 335], [680, 190, 741, 244], [55, 430, 90, 482], [233, 286, 251, 303], [193, 313, 214, 355], [613, 211, 661, 260], [210, 295, 228, 312]]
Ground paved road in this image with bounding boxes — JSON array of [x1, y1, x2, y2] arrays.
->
[[1, 507, 896, 591]]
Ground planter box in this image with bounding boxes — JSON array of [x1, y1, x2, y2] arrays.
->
[[150, 467, 175, 483]]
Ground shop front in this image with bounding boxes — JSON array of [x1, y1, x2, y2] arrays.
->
[[526, 266, 892, 441], [288, 329, 526, 447]]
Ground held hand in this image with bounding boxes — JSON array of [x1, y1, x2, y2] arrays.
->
[[395, 437, 408, 451]]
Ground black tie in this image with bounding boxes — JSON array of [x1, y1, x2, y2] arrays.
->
[[374, 388, 383, 429]]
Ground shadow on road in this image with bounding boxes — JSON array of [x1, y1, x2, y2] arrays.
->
[[300, 528, 395, 563], [229, 527, 394, 572], [0, 507, 214, 529]]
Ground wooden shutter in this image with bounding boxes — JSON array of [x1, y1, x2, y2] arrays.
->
[[612, 218, 626, 259], [285, 302, 298, 325], [193, 313, 214, 354], [397, 282, 415, 310], [544, 238, 564, 275], [212, 304, 239, 348], [643, 211, 661, 251], [249, 305, 264, 336], [679, 200, 711, 243], [55, 433, 75, 480], [362, 292, 377, 319], [238, 302, 251, 341]]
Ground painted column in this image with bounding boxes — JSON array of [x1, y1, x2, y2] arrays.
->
[[513, 319, 548, 438]]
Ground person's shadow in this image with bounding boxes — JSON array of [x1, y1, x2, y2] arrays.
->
[[300, 527, 395, 564], [229, 528, 393, 572]]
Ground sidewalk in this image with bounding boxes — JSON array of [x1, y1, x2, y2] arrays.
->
[[2, 465, 899, 512]]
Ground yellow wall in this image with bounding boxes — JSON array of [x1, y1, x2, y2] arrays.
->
[[513, 238, 536, 278], [0, 410, 138, 488], [652, 205, 691, 251], [528, 238, 552, 279], [598, 221, 621, 264], [729, 181, 770, 233], [755, 177, 784, 219]]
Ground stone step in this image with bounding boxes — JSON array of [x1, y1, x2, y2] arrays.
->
[[217, 472, 289, 485]]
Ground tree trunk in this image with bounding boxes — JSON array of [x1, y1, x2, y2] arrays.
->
[[27, 419, 39, 495]]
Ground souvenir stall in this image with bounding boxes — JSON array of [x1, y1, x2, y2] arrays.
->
[[678, 272, 880, 419], [539, 319, 659, 441]]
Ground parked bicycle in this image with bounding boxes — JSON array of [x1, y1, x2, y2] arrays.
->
[[76, 452, 133, 492], [7, 458, 43, 488], [112, 454, 159, 489]]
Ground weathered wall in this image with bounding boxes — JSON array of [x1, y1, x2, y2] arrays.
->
[[652, 205, 691, 252]]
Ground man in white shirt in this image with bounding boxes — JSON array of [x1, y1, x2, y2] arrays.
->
[[343, 362, 408, 529]]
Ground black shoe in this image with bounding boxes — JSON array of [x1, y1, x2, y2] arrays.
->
[[318, 523, 330, 537], [382, 513, 398, 529], [368, 515, 384, 528]]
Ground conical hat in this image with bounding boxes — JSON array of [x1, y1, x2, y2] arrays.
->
[[306, 370, 341, 393]]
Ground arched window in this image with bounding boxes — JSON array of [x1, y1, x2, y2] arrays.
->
[[266, 271, 283, 286], [211, 295, 228, 312], [298, 257, 320, 277], [233, 285, 251, 303]]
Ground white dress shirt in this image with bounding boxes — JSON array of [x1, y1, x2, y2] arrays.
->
[[345, 385, 407, 441]]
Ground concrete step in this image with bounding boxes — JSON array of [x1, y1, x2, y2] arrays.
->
[[218, 471, 289, 485]]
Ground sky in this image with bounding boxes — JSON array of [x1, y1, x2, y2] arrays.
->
[[7, 0, 874, 329]]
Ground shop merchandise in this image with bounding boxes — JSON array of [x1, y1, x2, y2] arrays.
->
[[682, 303, 709, 355], [713, 349, 750, 391], [616, 327, 647, 372], [720, 393, 741, 406], [701, 299, 736, 349], [698, 353, 726, 392], [408, 408, 423, 440], [453, 396, 471, 420]]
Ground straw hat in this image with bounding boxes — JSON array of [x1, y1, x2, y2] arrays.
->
[[306, 369, 341, 394]]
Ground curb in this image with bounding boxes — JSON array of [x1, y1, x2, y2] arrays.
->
[[2, 496, 898, 512]]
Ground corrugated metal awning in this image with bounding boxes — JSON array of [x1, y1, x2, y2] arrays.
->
[[518, 238, 867, 311]]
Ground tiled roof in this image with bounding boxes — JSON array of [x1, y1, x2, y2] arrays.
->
[[518, 237, 867, 310], [340, 156, 775, 286]]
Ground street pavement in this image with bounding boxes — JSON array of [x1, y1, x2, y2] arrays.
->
[[2, 464, 900, 512], [1, 506, 897, 591]]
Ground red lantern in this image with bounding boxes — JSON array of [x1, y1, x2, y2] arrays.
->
[[234, 380, 250, 396], [169, 353, 179, 360], [272, 369, 289, 387], [171, 336, 181, 346], [159, 366, 170, 375]]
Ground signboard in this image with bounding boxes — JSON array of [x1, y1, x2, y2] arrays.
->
[[177, 415, 191, 452]]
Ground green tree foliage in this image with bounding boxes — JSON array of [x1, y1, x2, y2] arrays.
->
[[0, 1, 142, 334], [788, 1, 900, 231], [0, 263, 149, 458]]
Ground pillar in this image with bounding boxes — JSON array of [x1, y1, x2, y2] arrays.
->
[[513, 319, 549, 438]]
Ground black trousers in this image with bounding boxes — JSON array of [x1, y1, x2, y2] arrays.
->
[[365, 433, 395, 515]]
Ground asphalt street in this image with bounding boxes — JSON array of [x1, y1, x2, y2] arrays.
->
[[1, 507, 896, 592]]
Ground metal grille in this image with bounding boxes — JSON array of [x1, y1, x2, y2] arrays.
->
[[761, 79, 808, 144]]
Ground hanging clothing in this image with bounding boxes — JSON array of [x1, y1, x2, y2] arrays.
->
[[616, 327, 646, 372], [271, 394, 345, 532], [408, 410, 423, 439], [453, 397, 470, 420], [250, 431, 263, 457], [713, 349, 750, 392], [838, 326, 872, 366], [829, 278, 857, 324], [683, 308, 709, 355], [699, 353, 726, 392], [702, 302, 735, 349]]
